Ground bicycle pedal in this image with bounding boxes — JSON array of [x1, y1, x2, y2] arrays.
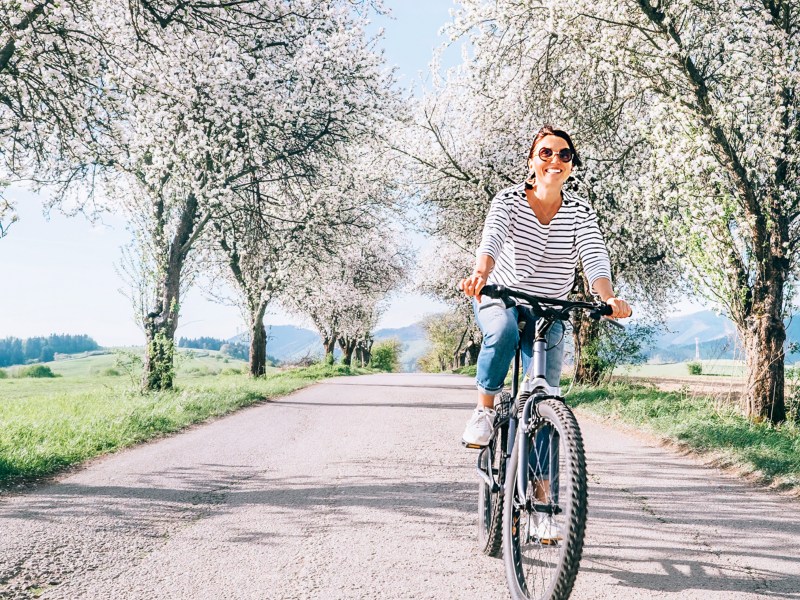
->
[[461, 440, 485, 449]]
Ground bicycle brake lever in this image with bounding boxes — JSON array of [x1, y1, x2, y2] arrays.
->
[[601, 316, 626, 330]]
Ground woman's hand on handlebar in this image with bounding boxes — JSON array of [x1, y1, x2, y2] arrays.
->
[[458, 271, 488, 302], [606, 297, 632, 319]]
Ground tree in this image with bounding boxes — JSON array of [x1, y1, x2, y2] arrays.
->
[[110, 1, 393, 388], [537, 0, 800, 422], [415, 240, 482, 367], [371, 338, 401, 372], [284, 229, 410, 366], [206, 136, 400, 376], [418, 311, 473, 373]]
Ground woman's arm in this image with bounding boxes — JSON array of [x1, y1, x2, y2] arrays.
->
[[460, 254, 495, 301], [591, 277, 631, 318], [460, 189, 514, 301]]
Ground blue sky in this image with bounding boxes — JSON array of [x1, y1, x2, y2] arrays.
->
[[0, 1, 459, 346]]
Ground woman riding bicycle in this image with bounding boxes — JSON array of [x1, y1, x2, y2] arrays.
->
[[459, 126, 632, 447]]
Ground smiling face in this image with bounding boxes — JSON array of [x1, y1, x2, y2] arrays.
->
[[528, 134, 573, 187]]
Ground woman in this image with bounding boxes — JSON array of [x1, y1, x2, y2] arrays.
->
[[460, 126, 631, 447]]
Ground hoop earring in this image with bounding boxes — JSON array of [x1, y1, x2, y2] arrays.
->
[[524, 167, 536, 190]]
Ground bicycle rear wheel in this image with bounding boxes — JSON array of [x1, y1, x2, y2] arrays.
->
[[502, 398, 587, 600]]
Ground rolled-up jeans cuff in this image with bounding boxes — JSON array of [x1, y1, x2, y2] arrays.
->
[[476, 383, 503, 396]]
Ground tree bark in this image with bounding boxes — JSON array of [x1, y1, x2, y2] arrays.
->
[[355, 337, 373, 367], [338, 336, 356, 367], [322, 335, 337, 364], [142, 193, 200, 391], [143, 311, 177, 391], [249, 302, 268, 377], [739, 242, 787, 423], [571, 273, 604, 385], [742, 314, 786, 423]]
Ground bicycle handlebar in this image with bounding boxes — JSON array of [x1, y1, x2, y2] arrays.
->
[[480, 283, 623, 325]]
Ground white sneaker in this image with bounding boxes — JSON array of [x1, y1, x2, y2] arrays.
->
[[534, 514, 563, 544], [462, 408, 496, 446]]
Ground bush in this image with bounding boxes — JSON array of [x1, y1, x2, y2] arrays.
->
[[19, 364, 58, 378], [0, 369, 7, 379], [102, 368, 122, 377], [371, 339, 401, 372], [687, 361, 703, 375]]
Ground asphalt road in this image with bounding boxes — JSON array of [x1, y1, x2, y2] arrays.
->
[[1, 373, 799, 599]]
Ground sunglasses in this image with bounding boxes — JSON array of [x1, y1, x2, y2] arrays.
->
[[537, 147, 574, 163]]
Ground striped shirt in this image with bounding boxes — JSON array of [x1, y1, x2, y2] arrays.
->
[[477, 182, 612, 299]]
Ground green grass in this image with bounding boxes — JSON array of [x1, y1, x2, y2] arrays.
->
[[452, 364, 477, 376], [567, 382, 800, 489], [0, 358, 362, 487]]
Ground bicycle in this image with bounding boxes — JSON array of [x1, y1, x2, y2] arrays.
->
[[467, 283, 621, 600]]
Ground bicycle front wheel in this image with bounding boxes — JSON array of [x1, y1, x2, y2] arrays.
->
[[502, 398, 588, 600]]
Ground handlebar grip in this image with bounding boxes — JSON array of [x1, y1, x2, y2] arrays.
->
[[479, 284, 504, 298], [598, 303, 613, 317]]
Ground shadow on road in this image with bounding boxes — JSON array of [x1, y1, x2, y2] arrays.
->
[[576, 446, 800, 598]]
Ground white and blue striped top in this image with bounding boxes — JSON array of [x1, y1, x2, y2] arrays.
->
[[477, 182, 612, 300]]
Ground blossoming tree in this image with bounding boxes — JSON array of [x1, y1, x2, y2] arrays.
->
[[283, 227, 410, 366]]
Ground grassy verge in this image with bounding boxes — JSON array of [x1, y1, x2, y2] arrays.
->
[[0, 363, 362, 488], [568, 381, 800, 490]]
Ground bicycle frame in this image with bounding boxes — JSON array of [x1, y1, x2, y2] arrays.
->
[[478, 312, 561, 503], [514, 316, 561, 509]]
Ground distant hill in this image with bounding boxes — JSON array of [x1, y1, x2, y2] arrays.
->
[[648, 310, 739, 362], [228, 322, 430, 370], [218, 310, 800, 368], [646, 310, 800, 362], [374, 324, 428, 371]]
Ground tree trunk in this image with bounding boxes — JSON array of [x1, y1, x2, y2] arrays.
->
[[355, 338, 372, 367], [338, 336, 356, 367], [742, 315, 786, 423], [466, 339, 480, 365], [143, 314, 177, 391], [322, 335, 337, 364], [142, 193, 201, 391], [571, 273, 604, 385], [249, 302, 268, 377], [739, 256, 787, 423]]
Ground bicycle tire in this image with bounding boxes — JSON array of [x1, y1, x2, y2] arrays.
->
[[478, 434, 504, 557], [502, 398, 587, 600]]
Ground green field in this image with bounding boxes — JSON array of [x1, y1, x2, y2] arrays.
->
[[615, 359, 747, 378], [0, 351, 357, 488]]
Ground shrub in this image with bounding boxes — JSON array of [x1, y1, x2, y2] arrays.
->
[[102, 368, 122, 377], [19, 364, 58, 378], [687, 361, 703, 375], [372, 339, 402, 372], [221, 368, 243, 375], [0, 369, 7, 379]]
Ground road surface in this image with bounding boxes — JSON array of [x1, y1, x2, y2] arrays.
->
[[1, 373, 799, 599]]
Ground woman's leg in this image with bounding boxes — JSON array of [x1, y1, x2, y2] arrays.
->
[[472, 296, 519, 408], [462, 297, 519, 446]]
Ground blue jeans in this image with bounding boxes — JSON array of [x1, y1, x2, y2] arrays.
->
[[472, 296, 565, 395]]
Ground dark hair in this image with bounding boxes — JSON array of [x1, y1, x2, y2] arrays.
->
[[527, 125, 582, 169]]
